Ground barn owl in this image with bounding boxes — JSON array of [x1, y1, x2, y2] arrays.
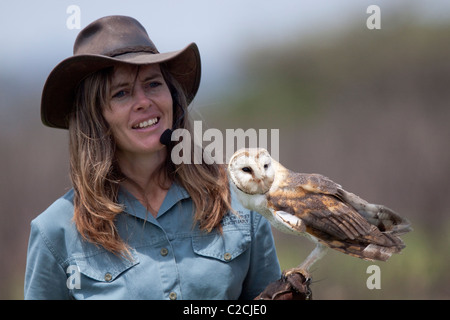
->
[[228, 148, 412, 279]]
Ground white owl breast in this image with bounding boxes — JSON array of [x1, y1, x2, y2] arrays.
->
[[230, 182, 266, 212], [230, 182, 306, 236]]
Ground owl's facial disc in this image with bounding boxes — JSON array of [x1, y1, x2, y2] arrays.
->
[[229, 148, 275, 195]]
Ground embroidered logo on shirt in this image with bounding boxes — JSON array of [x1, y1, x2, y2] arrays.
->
[[221, 211, 250, 227]]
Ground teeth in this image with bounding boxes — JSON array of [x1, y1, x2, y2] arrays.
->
[[133, 117, 159, 129]]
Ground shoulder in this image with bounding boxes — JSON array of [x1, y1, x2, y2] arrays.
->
[[30, 189, 80, 260], [32, 189, 75, 231], [25, 189, 80, 299]]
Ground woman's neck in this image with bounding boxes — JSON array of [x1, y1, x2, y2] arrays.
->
[[116, 148, 171, 217]]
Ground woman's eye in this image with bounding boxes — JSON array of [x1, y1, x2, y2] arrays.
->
[[147, 81, 162, 89], [112, 90, 127, 99]]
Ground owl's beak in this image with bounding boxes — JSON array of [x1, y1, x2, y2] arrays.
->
[[255, 176, 273, 194]]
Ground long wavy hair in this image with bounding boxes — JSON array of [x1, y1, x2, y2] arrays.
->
[[69, 63, 231, 258]]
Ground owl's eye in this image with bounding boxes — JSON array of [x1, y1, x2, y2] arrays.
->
[[242, 167, 253, 173], [264, 163, 269, 169]]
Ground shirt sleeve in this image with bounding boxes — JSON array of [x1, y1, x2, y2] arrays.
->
[[24, 220, 71, 300], [239, 213, 281, 299]]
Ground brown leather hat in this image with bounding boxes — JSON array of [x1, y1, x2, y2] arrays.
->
[[41, 15, 201, 129]]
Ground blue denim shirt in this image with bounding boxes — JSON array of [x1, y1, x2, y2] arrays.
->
[[24, 183, 281, 299]]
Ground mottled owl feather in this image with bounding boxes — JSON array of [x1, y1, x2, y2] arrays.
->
[[267, 160, 412, 261]]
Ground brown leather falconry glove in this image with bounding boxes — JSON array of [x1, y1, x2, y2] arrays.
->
[[255, 272, 312, 300]]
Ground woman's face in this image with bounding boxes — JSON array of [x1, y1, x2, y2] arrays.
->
[[103, 64, 173, 157]]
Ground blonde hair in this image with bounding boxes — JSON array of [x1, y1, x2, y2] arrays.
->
[[69, 64, 231, 257]]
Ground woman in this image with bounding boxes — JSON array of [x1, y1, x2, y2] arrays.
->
[[24, 15, 281, 299]]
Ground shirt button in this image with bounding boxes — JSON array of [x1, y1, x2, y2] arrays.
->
[[224, 252, 232, 261], [160, 248, 169, 256], [104, 272, 112, 282], [169, 292, 177, 300]]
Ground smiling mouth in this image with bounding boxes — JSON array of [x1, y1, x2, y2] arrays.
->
[[132, 117, 160, 129]]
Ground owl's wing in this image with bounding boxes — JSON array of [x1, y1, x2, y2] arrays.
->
[[276, 170, 411, 235], [267, 171, 411, 261]]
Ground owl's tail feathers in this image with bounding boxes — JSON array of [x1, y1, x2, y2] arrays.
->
[[337, 189, 413, 236], [361, 243, 402, 261], [313, 189, 412, 262], [323, 233, 406, 262], [374, 205, 413, 236]]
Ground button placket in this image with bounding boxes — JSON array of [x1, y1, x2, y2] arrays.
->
[[157, 238, 181, 301]]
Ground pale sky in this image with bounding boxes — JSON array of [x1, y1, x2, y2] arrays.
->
[[1, 0, 449, 101]]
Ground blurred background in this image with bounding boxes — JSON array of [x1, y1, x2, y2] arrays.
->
[[1, 0, 449, 299]]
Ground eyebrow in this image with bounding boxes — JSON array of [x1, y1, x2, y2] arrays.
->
[[110, 71, 163, 92]]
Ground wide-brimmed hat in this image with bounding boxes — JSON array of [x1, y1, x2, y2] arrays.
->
[[41, 15, 201, 129]]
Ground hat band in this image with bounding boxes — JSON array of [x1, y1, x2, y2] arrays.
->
[[105, 45, 159, 57]]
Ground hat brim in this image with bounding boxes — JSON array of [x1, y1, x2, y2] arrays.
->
[[41, 43, 200, 129]]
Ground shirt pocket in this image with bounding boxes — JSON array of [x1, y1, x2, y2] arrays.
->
[[189, 228, 252, 298], [71, 249, 140, 283], [192, 228, 251, 262]]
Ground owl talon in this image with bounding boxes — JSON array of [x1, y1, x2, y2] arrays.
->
[[280, 268, 313, 300], [283, 267, 311, 282]]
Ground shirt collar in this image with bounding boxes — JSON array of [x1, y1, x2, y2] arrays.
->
[[118, 182, 190, 221]]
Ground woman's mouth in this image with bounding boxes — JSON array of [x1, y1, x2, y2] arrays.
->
[[132, 117, 160, 129]]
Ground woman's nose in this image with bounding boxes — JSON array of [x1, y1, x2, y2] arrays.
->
[[133, 85, 152, 111]]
